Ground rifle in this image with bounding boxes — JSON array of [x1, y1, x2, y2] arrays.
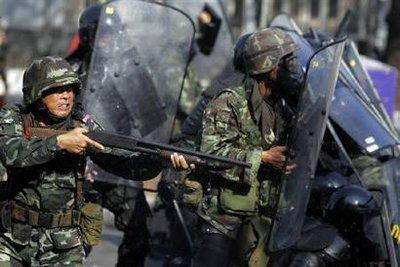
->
[[25, 127, 252, 170]]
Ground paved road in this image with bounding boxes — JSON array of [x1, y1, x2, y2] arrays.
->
[[86, 203, 168, 267]]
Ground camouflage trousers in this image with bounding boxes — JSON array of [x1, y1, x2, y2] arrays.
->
[[0, 223, 85, 266]]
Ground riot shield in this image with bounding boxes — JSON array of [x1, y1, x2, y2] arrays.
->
[[270, 14, 400, 156], [329, 82, 399, 154], [343, 41, 396, 134], [268, 40, 345, 252], [269, 13, 303, 35], [375, 158, 400, 266], [164, 0, 235, 88], [84, 1, 194, 143]]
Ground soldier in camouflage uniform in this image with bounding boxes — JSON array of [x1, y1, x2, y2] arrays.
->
[[193, 28, 301, 267], [0, 56, 190, 266], [68, 4, 203, 266], [66, 5, 156, 266]]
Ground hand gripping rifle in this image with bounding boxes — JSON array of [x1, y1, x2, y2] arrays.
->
[[25, 128, 252, 170], [27, 127, 250, 263]]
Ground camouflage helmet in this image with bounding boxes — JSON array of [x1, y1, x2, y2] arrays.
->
[[22, 56, 81, 105], [243, 28, 300, 75], [233, 33, 252, 73]]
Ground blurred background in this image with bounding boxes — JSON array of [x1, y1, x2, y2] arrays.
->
[[0, 0, 398, 108]]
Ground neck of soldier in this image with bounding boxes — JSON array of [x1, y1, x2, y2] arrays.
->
[[257, 80, 272, 101], [34, 107, 71, 128]]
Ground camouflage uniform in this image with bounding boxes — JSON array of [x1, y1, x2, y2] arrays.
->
[[68, 48, 154, 266], [67, 5, 159, 262], [194, 28, 299, 267], [176, 67, 203, 124], [0, 57, 160, 266]]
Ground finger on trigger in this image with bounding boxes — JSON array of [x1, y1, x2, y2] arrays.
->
[[190, 164, 196, 170], [84, 136, 104, 150], [80, 127, 89, 133]]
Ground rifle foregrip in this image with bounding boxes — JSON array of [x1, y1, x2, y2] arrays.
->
[[159, 150, 202, 165]]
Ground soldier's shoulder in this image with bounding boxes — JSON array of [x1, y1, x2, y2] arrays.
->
[[0, 105, 22, 124], [211, 85, 246, 109], [0, 105, 24, 136]]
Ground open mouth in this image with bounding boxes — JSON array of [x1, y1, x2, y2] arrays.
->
[[58, 103, 71, 111]]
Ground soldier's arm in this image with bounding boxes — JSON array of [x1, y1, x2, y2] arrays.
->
[[85, 120, 161, 181], [0, 108, 61, 168], [200, 93, 262, 185]]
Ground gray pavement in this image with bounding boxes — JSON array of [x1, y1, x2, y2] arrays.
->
[[86, 207, 168, 267]]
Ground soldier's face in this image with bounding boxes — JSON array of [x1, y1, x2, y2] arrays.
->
[[42, 86, 75, 118]]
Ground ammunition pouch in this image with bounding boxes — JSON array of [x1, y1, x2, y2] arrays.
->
[[219, 184, 258, 215], [50, 227, 82, 250], [79, 202, 103, 246], [10, 201, 81, 228], [182, 179, 203, 208]]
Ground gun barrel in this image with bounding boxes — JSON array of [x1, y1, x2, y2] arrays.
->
[[87, 131, 252, 168]]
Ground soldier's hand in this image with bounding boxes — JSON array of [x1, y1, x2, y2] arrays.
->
[[170, 153, 196, 171], [57, 127, 104, 154], [262, 146, 286, 168], [262, 146, 296, 174]]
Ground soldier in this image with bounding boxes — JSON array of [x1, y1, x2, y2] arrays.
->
[[66, 5, 157, 266], [0, 56, 191, 266], [193, 28, 303, 266]]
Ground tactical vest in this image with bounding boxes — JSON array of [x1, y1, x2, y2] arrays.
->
[[202, 85, 283, 218], [0, 110, 87, 228]]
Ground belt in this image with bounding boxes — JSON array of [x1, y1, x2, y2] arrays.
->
[[11, 201, 81, 228]]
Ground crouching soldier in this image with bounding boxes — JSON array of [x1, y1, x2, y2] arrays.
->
[[0, 56, 191, 266]]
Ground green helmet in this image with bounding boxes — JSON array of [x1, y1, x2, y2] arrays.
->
[[243, 28, 300, 75], [22, 56, 81, 106]]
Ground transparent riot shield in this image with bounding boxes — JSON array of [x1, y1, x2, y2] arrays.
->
[[375, 158, 400, 266], [269, 13, 303, 35], [270, 14, 400, 157], [343, 41, 396, 134], [329, 83, 399, 154], [164, 0, 235, 88], [84, 1, 194, 143], [268, 40, 345, 252]]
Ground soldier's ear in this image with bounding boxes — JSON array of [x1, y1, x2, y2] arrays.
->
[[268, 67, 279, 81]]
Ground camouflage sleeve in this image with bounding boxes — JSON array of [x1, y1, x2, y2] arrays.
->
[[179, 68, 203, 117], [200, 92, 262, 185], [0, 108, 60, 168], [86, 119, 161, 180]]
